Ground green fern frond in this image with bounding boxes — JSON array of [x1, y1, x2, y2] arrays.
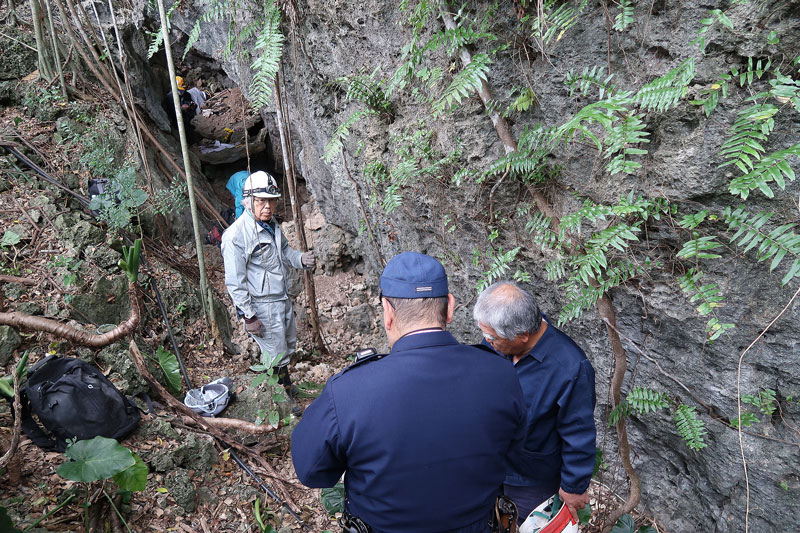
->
[[730, 57, 771, 88], [609, 387, 669, 425], [612, 0, 635, 32], [341, 70, 393, 116], [728, 144, 800, 199], [674, 404, 708, 450], [691, 9, 734, 52], [533, 0, 589, 46], [635, 58, 695, 112], [690, 74, 731, 117], [525, 211, 562, 252], [723, 206, 800, 284], [625, 387, 669, 415], [146, 0, 179, 59], [679, 268, 734, 340], [558, 281, 604, 324], [603, 112, 649, 175], [322, 110, 377, 163], [504, 87, 538, 116], [676, 234, 723, 259], [183, 20, 203, 60], [147, 31, 164, 59], [248, 1, 283, 110], [555, 93, 632, 150], [483, 148, 546, 181], [565, 65, 616, 99], [382, 183, 403, 213], [678, 210, 710, 230], [769, 69, 800, 111], [476, 247, 521, 293], [424, 25, 497, 56], [363, 160, 389, 185], [559, 199, 614, 234], [434, 53, 492, 114], [545, 257, 567, 281], [718, 102, 777, 173]]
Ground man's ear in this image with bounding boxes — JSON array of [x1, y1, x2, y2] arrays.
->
[[445, 293, 455, 324], [382, 298, 395, 331]]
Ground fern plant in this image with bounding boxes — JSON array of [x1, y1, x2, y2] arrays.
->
[[678, 268, 734, 341], [531, 0, 589, 47], [608, 387, 670, 426], [723, 206, 800, 284], [476, 247, 521, 292], [612, 0, 635, 32], [674, 404, 708, 450], [690, 8, 734, 52], [248, 1, 283, 109]]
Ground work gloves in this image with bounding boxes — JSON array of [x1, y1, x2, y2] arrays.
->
[[244, 315, 264, 336], [301, 251, 316, 268]]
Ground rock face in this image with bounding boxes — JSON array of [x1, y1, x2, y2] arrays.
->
[[128, 0, 800, 530]]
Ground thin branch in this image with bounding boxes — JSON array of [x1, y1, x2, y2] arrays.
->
[[340, 147, 385, 268], [0, 369, 22, 470], [736, 282, 800, 533]]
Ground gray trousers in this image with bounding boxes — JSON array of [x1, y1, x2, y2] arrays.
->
[[248, 298, 296, 368]]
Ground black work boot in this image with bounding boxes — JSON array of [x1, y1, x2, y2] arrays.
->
[[276, 365, 302, 417]]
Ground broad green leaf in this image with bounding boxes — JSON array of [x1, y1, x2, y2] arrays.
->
[[577, 503, 592, 524], [156, 346, 181, 394], [320, 483, 345, 516], [0, 506, 23, 533], [112, 453, 149, 492], [611, 514, 636, 533], [1, 230, 21, 247], [251, 373, 267, 388], [58, 437, 136, 482]]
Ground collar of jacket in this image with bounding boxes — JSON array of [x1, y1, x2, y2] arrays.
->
[[520, 313, 554, 363], [389, 329, 458, 353]]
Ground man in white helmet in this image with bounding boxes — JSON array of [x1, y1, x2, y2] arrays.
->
[[221, 170, 315, 416]]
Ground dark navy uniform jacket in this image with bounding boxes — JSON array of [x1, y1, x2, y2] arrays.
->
[[500, 318, 596, 495], [292, 330, 526, 533]]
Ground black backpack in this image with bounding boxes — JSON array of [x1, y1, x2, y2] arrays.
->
[[18, 356, 141, 452]]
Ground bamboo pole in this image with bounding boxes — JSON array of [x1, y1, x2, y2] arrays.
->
[[155, 0, 220, 343], [273, 74, 327, 354]]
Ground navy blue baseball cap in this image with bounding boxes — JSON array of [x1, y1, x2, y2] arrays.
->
[[380, 252, 449, 298]]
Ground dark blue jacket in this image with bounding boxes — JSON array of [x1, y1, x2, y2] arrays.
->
[[292, 330, 526, 533], [501, 319, 596, 495]]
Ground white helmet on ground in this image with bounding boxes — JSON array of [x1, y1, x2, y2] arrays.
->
[[243, 171, 281, 198], [519, 494, 579, 533]]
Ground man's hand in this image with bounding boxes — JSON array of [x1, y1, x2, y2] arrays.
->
[[301, 251, 315, 268], [244, 316, 264, 336], [558, 487, 589, 523]]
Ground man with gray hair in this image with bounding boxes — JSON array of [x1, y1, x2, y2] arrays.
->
[[473, 280, 596, 525], [221, 170, 314, 416]]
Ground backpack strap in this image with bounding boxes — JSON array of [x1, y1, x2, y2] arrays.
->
[[11, 389, 64, 451]]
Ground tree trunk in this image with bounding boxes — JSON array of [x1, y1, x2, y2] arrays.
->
[[30, 0, 55, 80]]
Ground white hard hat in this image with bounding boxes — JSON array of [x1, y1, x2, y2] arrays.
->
[[519, 494, 579, 533], [243, 171, 281, 198]]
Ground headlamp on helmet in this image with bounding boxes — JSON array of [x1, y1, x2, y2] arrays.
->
[[243, 171, 281, 198]]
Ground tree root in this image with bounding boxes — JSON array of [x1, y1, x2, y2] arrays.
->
[[0, 283, 141, 347], [598, 294, 640, 531]]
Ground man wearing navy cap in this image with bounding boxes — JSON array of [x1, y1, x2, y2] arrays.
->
[[292, 252, 526, 532]]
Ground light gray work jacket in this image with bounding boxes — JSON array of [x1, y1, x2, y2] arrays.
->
[[221, 211, 305, 319]]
